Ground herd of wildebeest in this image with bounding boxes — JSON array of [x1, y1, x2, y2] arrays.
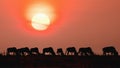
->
[[2, 46, 118, 56]]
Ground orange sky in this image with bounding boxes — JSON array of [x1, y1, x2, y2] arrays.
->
[[0, 0, 120, 54]]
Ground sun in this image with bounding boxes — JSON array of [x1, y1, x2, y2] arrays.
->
[[25, 3, 57, 31], [31, 13, 51, 31]]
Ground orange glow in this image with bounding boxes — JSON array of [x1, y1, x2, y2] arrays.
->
[[9, 0, 63, 34], [26, 3, 56, 24], [31, 13, 51, 31]]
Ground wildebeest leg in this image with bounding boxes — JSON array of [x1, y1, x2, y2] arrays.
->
[[81, 52, 83, 56], [67, 51, 69, 55], [103, 52, 106, 56], [43, 51, 46, 55], [85, 52, 88, 56]]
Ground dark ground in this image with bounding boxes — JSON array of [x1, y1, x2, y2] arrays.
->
[[0, 56, 120, 68]]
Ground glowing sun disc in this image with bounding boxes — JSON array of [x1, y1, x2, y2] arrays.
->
[[31, 23, 48, 31], [31, 13, 51, 31]]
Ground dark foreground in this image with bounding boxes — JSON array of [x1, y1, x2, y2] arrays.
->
[[0, 56, 120, 68]]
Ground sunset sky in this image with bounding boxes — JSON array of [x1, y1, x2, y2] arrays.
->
[[0, 0, 120, 54]]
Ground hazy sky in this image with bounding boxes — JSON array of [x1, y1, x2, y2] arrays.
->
[[0, 0, 120, 54]]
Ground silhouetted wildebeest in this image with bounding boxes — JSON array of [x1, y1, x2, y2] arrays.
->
[[103, 46, 118, 56], [30, 47, 40, 55], [43, 47, 56, 55], [65, 47, 77, 55], [6, 47, 17, 56], [57, 48, 64, 56], [78, 47, 94, 56], [17, 47, 31, 56]]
